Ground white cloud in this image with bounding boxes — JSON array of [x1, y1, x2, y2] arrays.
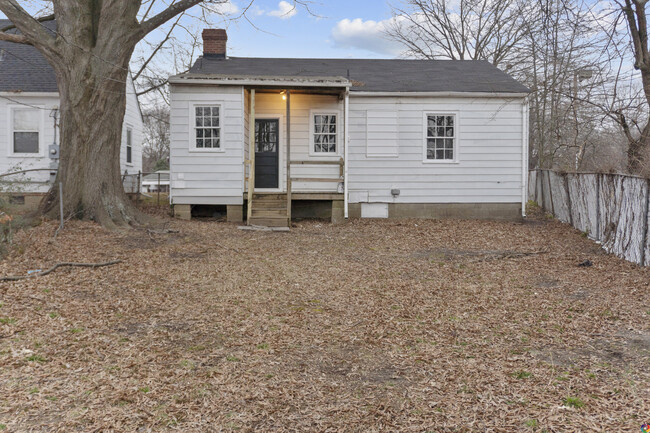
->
[[331, 18, 404, 56], [250, 5, 266, 16], [209, 0, 240, 16], [268, 1, 297, 19]]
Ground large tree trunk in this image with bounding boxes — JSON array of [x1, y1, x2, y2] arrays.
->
[[37, 16, 148, 228]]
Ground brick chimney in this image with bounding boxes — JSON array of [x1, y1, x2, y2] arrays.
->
[[202, 29, 227, 58]]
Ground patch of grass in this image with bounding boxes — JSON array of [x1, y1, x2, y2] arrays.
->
[[226, 355, 240, 362], [69, 328, 84, 334], [26, 355, 46, 363], [28, 387, 39, 394], [512, 370, 532, 379], [48, 312, 59, 319], [139, 387, 150, 393], [180, 360, 195, 369], [0, 317, 16, 325], [563, 396, 585, 408], [525, 419, 538, 428], [256, 343, 269, 350], [45, 396, 57, 401], [0, 424, 6, 430], [187, 345, 205, 352]]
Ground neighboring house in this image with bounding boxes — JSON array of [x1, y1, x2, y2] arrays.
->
[[0, 19, 143, 208], [142, 170, 170, 193], [169, 29, 529, 226]]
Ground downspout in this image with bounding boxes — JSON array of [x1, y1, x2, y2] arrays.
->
[[521, 97, 529, 218], [344, 88, 350, 219]]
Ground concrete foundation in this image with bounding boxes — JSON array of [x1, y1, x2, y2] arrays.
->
[[0, 193, 45, 214], [226, 205, 244, 223], [348, 202, 522, 221], [174, 204, 192, 220], [331, 200, 345, 224]]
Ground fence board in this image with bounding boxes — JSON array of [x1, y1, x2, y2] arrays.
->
[[528, 170, 537, 203], [529, 170, 648, 267], [549, 171, 571, 223], [644, 180, 650, 267], [567, 173, 598, 238]]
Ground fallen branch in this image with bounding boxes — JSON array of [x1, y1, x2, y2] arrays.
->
[[0, 260, 122, 282]]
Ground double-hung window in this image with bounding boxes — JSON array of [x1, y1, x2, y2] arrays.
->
[[312, 113, 337, 154], [11, 108, 40, 155], [425, 114, 456, 161], [126, 127, 133, 164], [193, 105, 221, 150]]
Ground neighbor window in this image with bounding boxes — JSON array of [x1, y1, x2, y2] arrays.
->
[[312, 113, 337, 154], [194, 105, 221, 149], [12, 108, 40, 154], [425, 114, 455, 161], [126, 128, 133, 164]]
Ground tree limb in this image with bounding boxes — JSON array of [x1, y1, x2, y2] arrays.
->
[[0, 260, 122, 282], [0, 0, 56, 47], [138, 0, 208, 38]]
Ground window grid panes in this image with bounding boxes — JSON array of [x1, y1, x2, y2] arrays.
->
[[126, 128, 133, 163], [13, 108, 39, 154], [313, 114, 337, 153], [195, 106, 221, 149], [426, 115, 455, 160]]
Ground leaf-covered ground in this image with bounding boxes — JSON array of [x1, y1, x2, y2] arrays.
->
[[0, 210, 649, 432]]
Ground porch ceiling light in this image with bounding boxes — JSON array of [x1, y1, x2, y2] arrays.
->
[[281, 90, 287, 100]]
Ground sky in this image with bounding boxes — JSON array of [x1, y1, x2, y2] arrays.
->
[[184, 0, 403, 59], [0, 1, 402, 59]]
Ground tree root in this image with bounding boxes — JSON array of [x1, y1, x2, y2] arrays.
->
[[0, 260, 122, 282]]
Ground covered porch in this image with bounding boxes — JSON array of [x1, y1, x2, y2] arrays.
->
[[243, 77, 350, 227]]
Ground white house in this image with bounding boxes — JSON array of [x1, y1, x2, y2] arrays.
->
[[169, 29, 529, 226], [0, 19, 143, 209]]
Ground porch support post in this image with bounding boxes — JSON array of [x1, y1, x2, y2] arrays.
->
[[286, 90, 292, 224], [247, 89, 256, 225], [344, 88, 350, 219]]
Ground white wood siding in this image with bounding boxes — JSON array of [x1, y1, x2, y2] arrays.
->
[[120, 76, 143, 184], [0, 81, 142, 194], [170, 85, 245, 205], [0, 94, 58, 192], [348, 95, 525, 204]]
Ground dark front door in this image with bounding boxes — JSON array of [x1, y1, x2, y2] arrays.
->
[[255, 119, 279, 189]]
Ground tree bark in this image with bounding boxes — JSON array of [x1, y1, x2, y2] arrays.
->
[[0, 0, 209, 228], [39, 56, 148, 228]]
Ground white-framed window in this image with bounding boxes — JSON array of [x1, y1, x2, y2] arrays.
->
[[126, 127, 133, 164], [10, 107, 42, 156], [424, 113, 458, 162], [191, 104, 222, 151], [310, 112, 338, 155]]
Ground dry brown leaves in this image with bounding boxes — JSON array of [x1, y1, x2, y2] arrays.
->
[[0, 210, 649, 432]]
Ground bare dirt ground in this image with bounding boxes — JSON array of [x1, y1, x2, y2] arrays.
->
[[0, 208, 649, 432]]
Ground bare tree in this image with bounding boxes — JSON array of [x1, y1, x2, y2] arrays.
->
[[142, 105, 170, 172], [0, 0, 311, 228], [609, 0, 650, 172], [387, 0, 629, 173], [386, 0, 527, 66]]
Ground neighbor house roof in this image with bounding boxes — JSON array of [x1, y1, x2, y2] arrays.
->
[[182, 56, 529, 94], [142, 171, 170, 184], [0, 19, 58, 93]]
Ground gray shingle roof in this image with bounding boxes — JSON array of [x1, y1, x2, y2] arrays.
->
[[188, 56, 529, 94], [0, 20, 58, 93]]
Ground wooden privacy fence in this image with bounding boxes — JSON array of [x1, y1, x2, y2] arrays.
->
[[528, 169, 650, 266]]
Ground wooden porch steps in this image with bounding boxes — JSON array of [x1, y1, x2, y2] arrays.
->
[[248, 193, 289, 227]]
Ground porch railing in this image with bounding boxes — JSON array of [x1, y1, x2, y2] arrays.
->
[[289, 158, 344, 184]]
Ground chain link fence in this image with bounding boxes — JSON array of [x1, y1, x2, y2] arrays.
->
[[528, 169, 650, 267]]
